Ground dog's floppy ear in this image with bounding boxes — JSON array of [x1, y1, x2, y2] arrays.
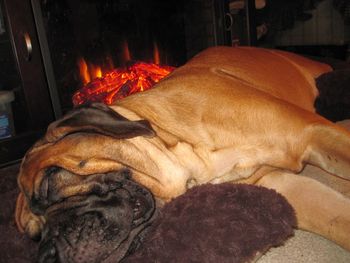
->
[[44, 103, 155, 143]]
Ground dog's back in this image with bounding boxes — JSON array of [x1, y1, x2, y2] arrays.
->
[[183, 46, 331, 111]]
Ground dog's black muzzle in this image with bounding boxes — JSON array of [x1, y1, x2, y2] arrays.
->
[[35, 170, 156, 263]]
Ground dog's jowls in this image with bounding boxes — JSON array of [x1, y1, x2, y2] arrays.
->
[[14, 46, 350, 262], [36, 170, 156, 263]]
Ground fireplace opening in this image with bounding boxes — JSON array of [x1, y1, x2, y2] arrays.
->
[[37, 0, 190, 114]]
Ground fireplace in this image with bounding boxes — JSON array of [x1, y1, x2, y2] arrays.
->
[[31, 0, 231, 116], [0, 0, 232, 165], [32, 0, 182, 115]]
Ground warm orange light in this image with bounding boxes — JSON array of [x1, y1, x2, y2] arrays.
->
[[78, 58, 104, 85], [122, 40, 131, 63], [78, 58, 91, 85], [153, 41, 160, 65], [91, 65, 102, 79], [74, 40, 174, 105], [73, 62, 175, 106]]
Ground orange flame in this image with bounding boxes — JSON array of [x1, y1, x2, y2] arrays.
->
[[74, 41, 174, 106], [78, 58, 91, 85], [73, 62, 175, 106], [90, 64, 103, 79], [153, 41, 160, 65], [77, 58, 104, 85], [122, 39, 131, 63]]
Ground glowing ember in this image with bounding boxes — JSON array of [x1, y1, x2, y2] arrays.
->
[[72, 62, 175, 106]]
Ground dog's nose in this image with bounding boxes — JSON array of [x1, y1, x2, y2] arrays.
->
[[36, 174, 156, 263], [38, 211, 119, 263]]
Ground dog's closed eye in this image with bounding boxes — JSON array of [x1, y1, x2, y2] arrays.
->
[[30, 167, 62, 215]]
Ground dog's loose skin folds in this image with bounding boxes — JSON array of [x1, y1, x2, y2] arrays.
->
[[15, 47, 350, 252]]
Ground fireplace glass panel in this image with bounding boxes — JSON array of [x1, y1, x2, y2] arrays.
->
[[36, 0, 187, 113]]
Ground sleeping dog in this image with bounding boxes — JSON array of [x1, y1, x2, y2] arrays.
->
[[15, 47, 350, 262]]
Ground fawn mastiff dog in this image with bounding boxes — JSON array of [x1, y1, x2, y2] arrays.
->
[[15, 46, 350, 262]]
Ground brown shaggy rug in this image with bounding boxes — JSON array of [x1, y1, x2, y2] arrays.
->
[[123, 183, 296, 263], [0, 164, 296, 263]]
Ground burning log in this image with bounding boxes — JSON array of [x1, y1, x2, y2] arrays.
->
[[72, 62, 175, 106]]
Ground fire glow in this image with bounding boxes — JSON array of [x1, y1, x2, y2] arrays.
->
[[72, 42, 175, 106]]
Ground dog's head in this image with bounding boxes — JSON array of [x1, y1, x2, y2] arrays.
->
[[37, 169, 156, 263], [15, 103, 159, 262]]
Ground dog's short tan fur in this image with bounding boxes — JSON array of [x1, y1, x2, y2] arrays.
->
[[15, 47, 350, 251]]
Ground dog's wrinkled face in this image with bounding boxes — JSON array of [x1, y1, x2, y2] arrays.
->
[[14, 103, 160, 262], [34, 168, 156, 263]]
